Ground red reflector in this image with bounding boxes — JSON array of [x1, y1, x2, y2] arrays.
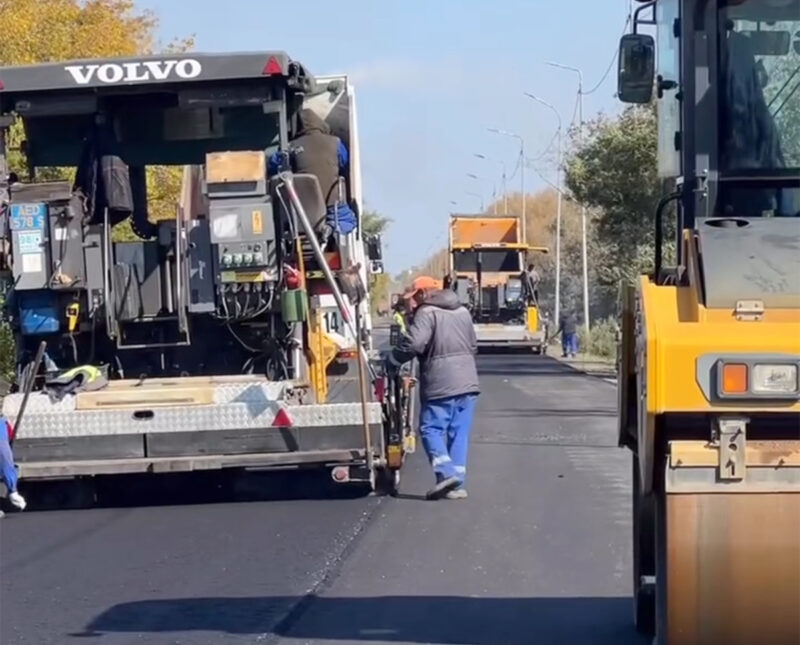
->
[[263, 56, 283, 75], [0, 79, 5, 91], [272, 408, 293, 428]]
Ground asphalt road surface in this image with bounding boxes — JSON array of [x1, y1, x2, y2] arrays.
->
[[0, 349, 645, 645]]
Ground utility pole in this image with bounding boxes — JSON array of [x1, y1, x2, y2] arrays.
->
[[545, 62, 591, 335], [524, 92, 563, 326]]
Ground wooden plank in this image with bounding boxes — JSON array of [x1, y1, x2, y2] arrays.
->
[[205, 151, 265, 184], [76, 386, 214, 410]]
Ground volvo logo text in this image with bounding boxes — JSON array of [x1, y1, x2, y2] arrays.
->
[[64, 59, 203, 85]]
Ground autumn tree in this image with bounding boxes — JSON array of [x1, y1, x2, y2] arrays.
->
[[1, 0, 192, 237]]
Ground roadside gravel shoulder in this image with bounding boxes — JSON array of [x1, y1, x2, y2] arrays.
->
[[551, 350, 617, 384]]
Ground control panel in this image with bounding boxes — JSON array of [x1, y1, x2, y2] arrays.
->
[[209, 201, 278, 284]]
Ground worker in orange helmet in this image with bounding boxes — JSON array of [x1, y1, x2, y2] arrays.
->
[[386, 276, 480, 500]]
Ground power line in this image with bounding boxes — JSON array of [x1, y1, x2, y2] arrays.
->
[[529, 128, 559, 164], [582, 13, 632, 96]]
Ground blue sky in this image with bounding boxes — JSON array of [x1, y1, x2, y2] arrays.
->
[[141, 0, 630, 273]]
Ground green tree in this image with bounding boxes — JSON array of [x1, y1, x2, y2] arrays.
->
[[362, 209, 392, 237], [360, 209, 393, 313], [564, 104, 662, 295]]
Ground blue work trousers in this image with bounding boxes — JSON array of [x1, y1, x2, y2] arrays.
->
[[562, 333, 578, 356], [419, 393, 478, 486], [0, 431, 18, 493]]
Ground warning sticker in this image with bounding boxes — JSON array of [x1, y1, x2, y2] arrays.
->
[[21, 253, 43, 273], [252, 210, 263, 235], [17, 231, 42, 254]]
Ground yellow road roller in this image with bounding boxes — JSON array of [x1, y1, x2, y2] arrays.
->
[[616, 1, 800, 643]]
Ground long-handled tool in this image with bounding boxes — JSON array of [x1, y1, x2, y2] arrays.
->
[[12, 340, 46, 439]]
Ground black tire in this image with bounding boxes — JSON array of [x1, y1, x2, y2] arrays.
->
[[632, 452, 656, 636]]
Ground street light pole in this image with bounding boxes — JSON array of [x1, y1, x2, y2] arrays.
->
[[502, 164, 508, 215], [474, 153, 508, 215], [487, 128, 526, 243], [467, 173, 492, 213], [524, 92, 563, 326], [545, 61, 590, 335]]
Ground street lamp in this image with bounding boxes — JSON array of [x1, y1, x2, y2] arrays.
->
[[524, 92, 563, 327], [474, 153, 507, 214], [545, 60, 590, 334], [466, 173, 495, 214], [488, 128, 526, 243]]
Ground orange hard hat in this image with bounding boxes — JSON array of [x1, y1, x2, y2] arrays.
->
[[402, 275, 443, 299]]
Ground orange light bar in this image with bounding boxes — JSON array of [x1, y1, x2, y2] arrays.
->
[[722, 363, 748, 394]]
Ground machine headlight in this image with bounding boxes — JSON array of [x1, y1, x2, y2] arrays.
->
[[751, 364, 799, 395]]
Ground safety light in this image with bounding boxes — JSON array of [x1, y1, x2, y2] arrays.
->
[[263, 56, 283, 76], [271, 407, 293, 428], [721, 363, 748, 395], [715, 359, 800, 400], [751, 364, 799, 395]]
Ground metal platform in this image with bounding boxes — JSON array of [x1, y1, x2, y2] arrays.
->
[[2, 376, 382, 439]]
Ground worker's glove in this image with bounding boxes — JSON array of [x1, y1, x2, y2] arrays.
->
[[9, 491, 26, 511]]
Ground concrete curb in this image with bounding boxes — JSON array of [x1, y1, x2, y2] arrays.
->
[[553, 353, 617, 385]]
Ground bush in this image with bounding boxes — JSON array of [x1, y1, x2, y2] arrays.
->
[[578, 317, 619, 359]]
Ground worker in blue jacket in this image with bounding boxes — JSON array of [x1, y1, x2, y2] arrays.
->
[[0, 415, 26, 516], [268, 109, 356, 240]]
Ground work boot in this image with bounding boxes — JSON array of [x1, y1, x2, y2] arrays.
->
[[9, 491, 26, 511], [445, 488, 468, 500], [425, 476, 461, 500]]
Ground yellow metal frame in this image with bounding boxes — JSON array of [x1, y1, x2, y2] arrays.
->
[[450, 243, 549, 253], [526, 306, 539, 333], [307, 306, 338, 404], [620, 229, 800, 495], [636, 232, 800, 414]]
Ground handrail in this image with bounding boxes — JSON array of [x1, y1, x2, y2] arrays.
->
[[655, 190, 681, 283]]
